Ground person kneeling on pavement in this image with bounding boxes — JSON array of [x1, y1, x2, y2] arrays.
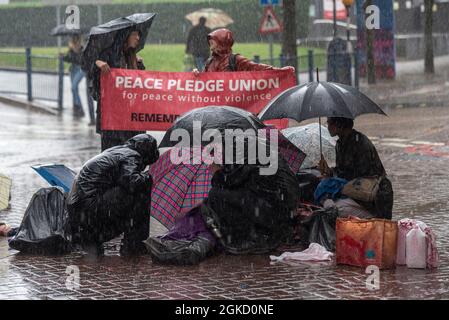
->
[[66, 133, 159, 256], [317, 117, 393, 219]]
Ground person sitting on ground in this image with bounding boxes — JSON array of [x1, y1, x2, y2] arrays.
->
[[193, 28, 295, 74], [318, 117, 393, 219], [66, 133, 159, 256], [201, 156, 300, 255]]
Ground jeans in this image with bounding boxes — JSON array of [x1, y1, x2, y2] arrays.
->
[[194, 56, 207, 72], [70, 64, 84, 108]]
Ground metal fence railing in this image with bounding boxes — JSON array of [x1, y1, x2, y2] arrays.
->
[[253, 49, 361, 89], [0, 48, 64, 110]]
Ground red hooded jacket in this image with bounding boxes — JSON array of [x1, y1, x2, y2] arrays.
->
[[204, 28, 289, 72]]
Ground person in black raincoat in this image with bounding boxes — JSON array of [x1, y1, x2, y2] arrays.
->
[[318, 117, 394, 219], [66, 133, 159, 256], [87, 27, 146, 151], [201, 156, 300, 255]]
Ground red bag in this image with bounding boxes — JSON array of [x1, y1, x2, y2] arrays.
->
[[336, 217, 398, 269]]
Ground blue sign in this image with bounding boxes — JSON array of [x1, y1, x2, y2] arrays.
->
[[260, 0, 281, 6]]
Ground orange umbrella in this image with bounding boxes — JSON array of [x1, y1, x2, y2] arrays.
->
[[185, 8, 233, 29]]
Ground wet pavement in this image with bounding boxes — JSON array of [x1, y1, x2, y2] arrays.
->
[[1, 101, 449, 300]]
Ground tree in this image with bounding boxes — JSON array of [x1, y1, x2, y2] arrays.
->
[[282, 0, 298, 79], [424, 0, 435, 74]]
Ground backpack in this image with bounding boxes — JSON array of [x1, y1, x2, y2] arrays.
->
[[205, 54, 238, 72]]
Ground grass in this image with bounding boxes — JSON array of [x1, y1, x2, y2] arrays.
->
[[0, 0, 240, 8], [0, 43, 326, 73]]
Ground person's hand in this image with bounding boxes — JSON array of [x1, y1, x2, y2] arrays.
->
[[136, 55, 143, 63], [281, 66, 295, 72], [96, 60, 111, 74], [192, 68, 200, 77], [210, 163, 222, 174], [0, 223, 11, 237], [318, 154, 331, 177]]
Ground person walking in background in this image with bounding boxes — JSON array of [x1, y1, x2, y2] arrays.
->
[[63, 35, 95, 124], [185, 16, 211, 71]]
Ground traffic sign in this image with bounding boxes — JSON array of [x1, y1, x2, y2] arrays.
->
[[260, 0, 281, 6], [259, 6, 283, 34]]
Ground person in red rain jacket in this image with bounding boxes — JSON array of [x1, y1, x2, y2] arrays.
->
[[193, 28, 295, 74]]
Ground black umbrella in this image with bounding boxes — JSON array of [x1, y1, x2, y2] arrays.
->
[[82, 13, 156, 72], [50, 24, 88, 37], [258, 81, 386, 122], [258, 75, 386, 157], [159, 106, 266, 148]]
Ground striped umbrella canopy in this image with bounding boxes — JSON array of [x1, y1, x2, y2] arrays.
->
[[149, 128, 306, 228], [185, 8, 234, 29], [148, 147, 212, 228]]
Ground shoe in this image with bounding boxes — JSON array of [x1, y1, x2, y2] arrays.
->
[[83, 243, 104, 256], [73, 105, 85, 118], [119, 241, 148, 256]]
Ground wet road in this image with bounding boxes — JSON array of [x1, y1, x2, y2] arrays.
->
[[1, 102, 449, 300]]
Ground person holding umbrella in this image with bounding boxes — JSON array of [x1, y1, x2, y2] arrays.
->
[[63, 34, 87, 119], [185, 16, 211, 72], [82, 13, 156, 151], [259, 81, 394, 219], [50, 24, 95, 124], [318, 117, 393, 219]]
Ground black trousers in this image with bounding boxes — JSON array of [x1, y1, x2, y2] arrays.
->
[[68, 186, 150, 248]]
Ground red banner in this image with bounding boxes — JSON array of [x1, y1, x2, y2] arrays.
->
[[100, 68, 296, 131]]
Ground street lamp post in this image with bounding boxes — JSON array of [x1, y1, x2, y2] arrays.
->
[[342, 0, 354, 53], [333, 0, 337, 38]]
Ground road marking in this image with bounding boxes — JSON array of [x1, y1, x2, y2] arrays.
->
[[379, 138, 411, 143], [379, 142, 414, 148], [410, 141, 445, 146]]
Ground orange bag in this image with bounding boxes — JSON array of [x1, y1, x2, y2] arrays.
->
[[336, 217, 398, 269]]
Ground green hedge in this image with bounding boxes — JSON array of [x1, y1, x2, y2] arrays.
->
[[0, 0, 309, 47]]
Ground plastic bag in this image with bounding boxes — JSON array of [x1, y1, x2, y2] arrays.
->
[[304, 207, 338, 252], [336, 217, 398, 269], [9, 187, 72, 255], [144, 236, 214, 265], [406, 227, 427, 269]]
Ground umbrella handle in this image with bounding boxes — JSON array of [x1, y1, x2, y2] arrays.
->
[[319, 117, 323, 157]]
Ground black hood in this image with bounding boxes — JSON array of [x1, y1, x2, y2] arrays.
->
[[126, 134, 159, 165]]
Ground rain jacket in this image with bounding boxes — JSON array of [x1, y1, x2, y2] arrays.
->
[[67, 134, 159, 211], [333, 129, 386, 181], [63, 48, 83, 67], [87, 28, 146, 146], [201, 158, 300, 254], [331, 129, 393, 219], [204, 28, 284, 72]]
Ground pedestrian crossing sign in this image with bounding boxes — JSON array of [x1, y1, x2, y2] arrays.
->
[[259, 6, 283, 34]]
